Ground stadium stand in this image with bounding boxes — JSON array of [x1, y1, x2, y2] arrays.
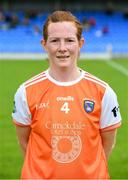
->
[[0, 0, 128, 59]]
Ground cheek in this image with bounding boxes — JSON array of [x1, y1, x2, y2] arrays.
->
[[47, 46, 57, 54], [70, 44, 80, 54]]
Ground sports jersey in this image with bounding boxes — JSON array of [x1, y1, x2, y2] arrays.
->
[[12, 69, 121, 179]]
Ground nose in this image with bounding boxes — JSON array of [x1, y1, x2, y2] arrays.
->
[[58, 41, 67, 52]]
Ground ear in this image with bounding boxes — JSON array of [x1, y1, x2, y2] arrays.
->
[[79, 37, 85, 48], [41, 39, 47, 51]]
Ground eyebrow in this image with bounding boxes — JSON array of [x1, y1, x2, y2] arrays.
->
[[48, 37, 76, 40]]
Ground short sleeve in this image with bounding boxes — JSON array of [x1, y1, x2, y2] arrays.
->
[[12, 84, 31, 126], [100, 85, 121, 131]]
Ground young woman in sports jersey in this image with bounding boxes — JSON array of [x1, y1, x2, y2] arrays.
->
[[12, 11, 121, 179]]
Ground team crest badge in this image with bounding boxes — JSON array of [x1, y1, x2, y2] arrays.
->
[[84, 100, 95, 113]]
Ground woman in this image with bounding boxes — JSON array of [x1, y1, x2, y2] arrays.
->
[[12, 11, 121, 179]]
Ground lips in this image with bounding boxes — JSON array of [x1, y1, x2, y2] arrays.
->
[[56, 55, 70, 58]]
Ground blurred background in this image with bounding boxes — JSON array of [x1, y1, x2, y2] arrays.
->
[[0, 0, 128, 179], [0, 0, 128, 59]]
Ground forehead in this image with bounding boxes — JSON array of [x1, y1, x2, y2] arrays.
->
[[47, 21, 77, 38]]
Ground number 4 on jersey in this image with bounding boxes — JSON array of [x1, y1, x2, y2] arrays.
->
[[60, 102, 70, 114]]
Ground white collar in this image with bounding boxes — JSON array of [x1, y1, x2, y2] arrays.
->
[[45, 69, 85, 86]]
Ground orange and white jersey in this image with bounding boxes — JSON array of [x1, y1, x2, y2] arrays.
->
[[12, 69, 121, 179]]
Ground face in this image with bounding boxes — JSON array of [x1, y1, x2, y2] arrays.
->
[[42, 21, 84, 69]]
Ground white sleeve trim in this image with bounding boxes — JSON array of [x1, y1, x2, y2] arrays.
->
[[12, 84, 31, 125], [100, 85, 122, 129]]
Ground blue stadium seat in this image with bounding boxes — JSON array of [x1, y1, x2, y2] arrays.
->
[[0, 11, 128, 54]]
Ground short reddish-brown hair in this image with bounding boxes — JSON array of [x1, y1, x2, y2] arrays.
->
[[43, 10, 83, 41]]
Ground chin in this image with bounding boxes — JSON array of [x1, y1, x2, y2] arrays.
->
[[58, 62, 71, 68]]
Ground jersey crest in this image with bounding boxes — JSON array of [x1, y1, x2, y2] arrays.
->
[[84, 100, 95, 113]]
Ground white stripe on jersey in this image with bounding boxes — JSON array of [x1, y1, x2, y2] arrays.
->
[[25, 77, 47, 88], [25, 71, 46, 85], [84, 74, 107, 88]]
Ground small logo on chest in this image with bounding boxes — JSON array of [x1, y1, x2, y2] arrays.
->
[[83, 100, 95, 113], [35, 101, 50, 110]]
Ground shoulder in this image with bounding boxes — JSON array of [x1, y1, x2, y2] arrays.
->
[[82, 70, 108, 89], [14, 70, 48, 97], [24, 70, 48, 88]]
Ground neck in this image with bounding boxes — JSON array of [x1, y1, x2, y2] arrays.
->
[[49, 67, 81, 82]]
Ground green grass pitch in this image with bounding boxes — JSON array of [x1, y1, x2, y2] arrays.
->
[[0, 59, 128, 178]]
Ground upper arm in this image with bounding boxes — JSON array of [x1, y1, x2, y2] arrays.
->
[[15, 124, 31, 143], [99, 86, 121, 159], [100, 128, 117, 160], [100, 129, 117, 146], [100, 86, 121, 131], [12, 84, 31, 126], [15, 124, 31, 157], [12, 85, 32, 157]]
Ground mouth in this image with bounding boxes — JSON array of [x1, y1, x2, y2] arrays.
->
[[56, 55, 70, 59]]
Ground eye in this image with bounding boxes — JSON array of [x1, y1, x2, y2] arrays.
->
[[66, 39, 75, 42], [50, 39, 58, 43]]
